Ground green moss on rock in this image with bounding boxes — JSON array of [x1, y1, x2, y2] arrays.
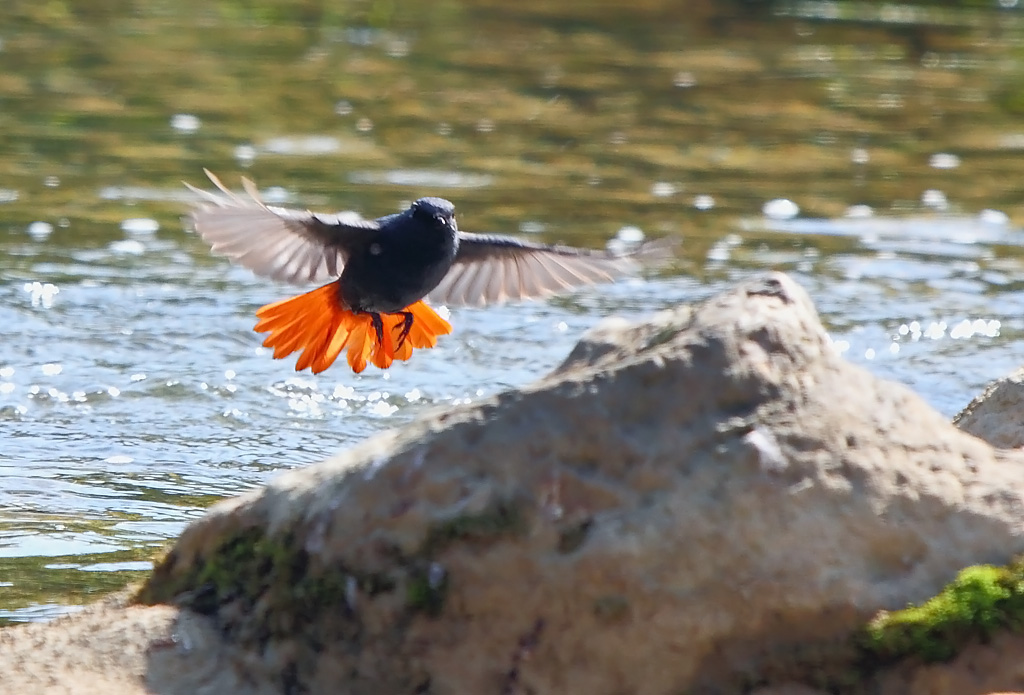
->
[[750, 560, 1024, 692], [135, 498, 526, 624], [420, 498, 525, 557], [406, 567, 448, 616], [134, 526, 375, 641], [860, 561, 1024, 663]]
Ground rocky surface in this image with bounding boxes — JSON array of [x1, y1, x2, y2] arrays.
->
[[5, 271, 1024, 694], [954, 367, 1024, 449], [0, 593, 278, 695]]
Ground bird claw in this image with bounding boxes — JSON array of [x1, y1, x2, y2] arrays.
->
[[393, 311, 414, 349], [370, 313, 385, 345], [369, 312, 414, 351]]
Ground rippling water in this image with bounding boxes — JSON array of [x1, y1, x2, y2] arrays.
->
[[3, 0, 1024, 622]]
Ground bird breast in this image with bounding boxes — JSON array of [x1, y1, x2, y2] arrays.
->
[[339, 225, 458, 313]]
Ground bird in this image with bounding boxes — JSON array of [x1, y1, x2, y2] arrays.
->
[[186, 170, 666, 374]]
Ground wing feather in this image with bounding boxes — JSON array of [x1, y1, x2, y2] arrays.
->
[[426, 232, 662, 307], [449, 261, 481, 306], [185, 169, 379, 285], [463, 259, 497, 307]]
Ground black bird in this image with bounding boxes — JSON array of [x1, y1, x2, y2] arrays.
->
[[187, 169, 661, 373]]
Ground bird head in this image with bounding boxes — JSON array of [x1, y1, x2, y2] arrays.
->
[[411, 197, 457, 232]]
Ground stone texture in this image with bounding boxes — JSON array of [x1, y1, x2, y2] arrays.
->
[[954, 367, 1024, 449], [753, 638, 1024, 695], [0, 593, 277, 695], [7, 271, 1024, 694], [133, 272, 1024, 694], [874, 632, 1024, 695]]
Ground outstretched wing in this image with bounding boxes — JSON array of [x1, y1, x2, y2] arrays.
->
[[426, 232, 650, 307], [185, 169, 380, 285]]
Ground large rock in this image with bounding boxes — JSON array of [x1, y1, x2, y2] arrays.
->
[[120, 271, 1024, 694], [6, 272, 1024, 694], [954, 367, 1024, 449]]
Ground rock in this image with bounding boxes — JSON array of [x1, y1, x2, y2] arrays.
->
[[7, 271, 1024, 694], [953, 367, 1024, 449], [873, 632, 1024, 695], [554, 306, 691, 373], [0, 593, 278, 695], [121, 271, 1024, 695]]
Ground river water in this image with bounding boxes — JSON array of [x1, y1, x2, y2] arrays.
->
[[3, 0, 1024, 621]]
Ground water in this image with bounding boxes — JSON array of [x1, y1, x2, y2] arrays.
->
[[3, 0, 1024, 622]]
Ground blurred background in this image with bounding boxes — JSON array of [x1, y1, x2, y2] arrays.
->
[[2, 0, 1024, 622]]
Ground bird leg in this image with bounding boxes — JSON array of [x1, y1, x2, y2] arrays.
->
[[369, 312, 385, 345], [392, 311, 415, 349]]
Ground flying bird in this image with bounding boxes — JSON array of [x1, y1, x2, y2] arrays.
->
[[187, 170, 664, 374]]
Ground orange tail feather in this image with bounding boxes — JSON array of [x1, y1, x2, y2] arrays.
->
[[346, 321, 370, 373], [405, 301, 452, 348], [253, 287, 454, 374], [374, 314, 397, 370], [313, 314, 352, 374]]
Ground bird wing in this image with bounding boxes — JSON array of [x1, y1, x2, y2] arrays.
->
[[426, 232, 645, 307], [185, 169, 380, 285]]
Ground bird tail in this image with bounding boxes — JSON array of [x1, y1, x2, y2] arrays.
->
[[253, 283, 453, 374]]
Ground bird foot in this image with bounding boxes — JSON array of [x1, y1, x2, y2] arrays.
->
[[369, 313, 385, 345], [392, 311, 414, 349]]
